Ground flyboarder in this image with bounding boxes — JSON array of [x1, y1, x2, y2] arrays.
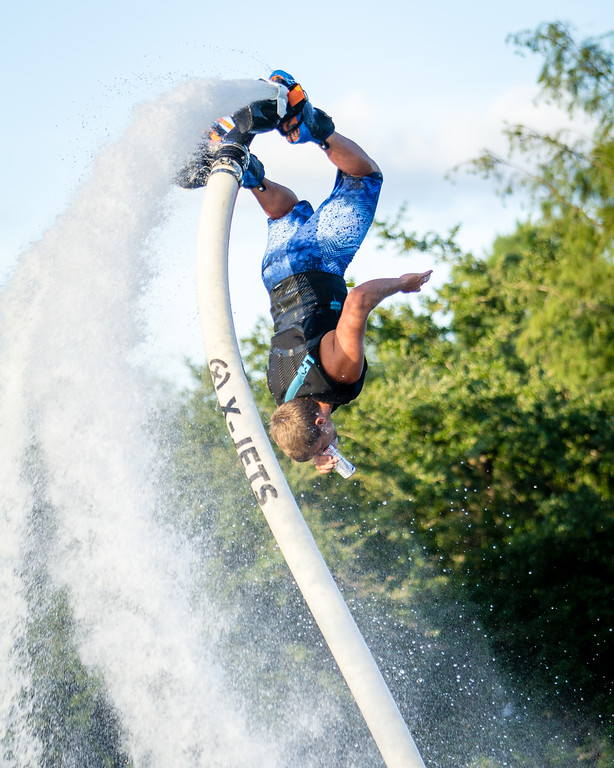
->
[[178, 71, 432, 475]]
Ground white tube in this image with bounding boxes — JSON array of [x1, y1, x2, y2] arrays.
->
[[195, 167, 426, 768]]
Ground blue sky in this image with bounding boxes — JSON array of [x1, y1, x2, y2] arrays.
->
[[2, 0, 612, 382]]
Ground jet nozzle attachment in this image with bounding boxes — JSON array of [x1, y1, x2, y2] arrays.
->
[[210, 142, 250, 184]]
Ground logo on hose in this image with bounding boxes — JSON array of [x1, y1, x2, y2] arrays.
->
[[209, 358, 231, 390], [208, 358, 278, 506]]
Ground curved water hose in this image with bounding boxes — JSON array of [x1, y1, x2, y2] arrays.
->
[[196, 154, 426, 768]]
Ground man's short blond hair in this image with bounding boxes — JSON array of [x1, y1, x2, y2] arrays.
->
[[269, 398, 323, 462]]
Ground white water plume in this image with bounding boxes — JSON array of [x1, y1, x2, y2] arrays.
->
[[0, 78, 281, 768]]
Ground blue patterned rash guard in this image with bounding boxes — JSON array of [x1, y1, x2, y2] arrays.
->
[[262, 170, 383, 407]]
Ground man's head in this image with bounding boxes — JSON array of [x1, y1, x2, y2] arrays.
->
[[270, 398, 337, 462]]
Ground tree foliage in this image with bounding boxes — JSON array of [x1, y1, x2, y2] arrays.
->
[[459, 22, 614, 395], [195, 21, 614, 766]]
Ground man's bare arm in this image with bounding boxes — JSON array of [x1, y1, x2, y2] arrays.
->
[[323, 132, 380, 177], [252, 132, 378, 219], [319, 271, 433, 384], [252, 179, 299, 219]]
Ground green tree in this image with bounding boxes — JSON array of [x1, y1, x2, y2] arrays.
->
[[462, 22, 614, 394], [229, 301, 614, 767], [359, 19, 614, 755], [173, 21, 614, 766]]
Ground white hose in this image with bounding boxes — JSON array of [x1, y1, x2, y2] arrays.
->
[[195, 164, 426, 768]]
